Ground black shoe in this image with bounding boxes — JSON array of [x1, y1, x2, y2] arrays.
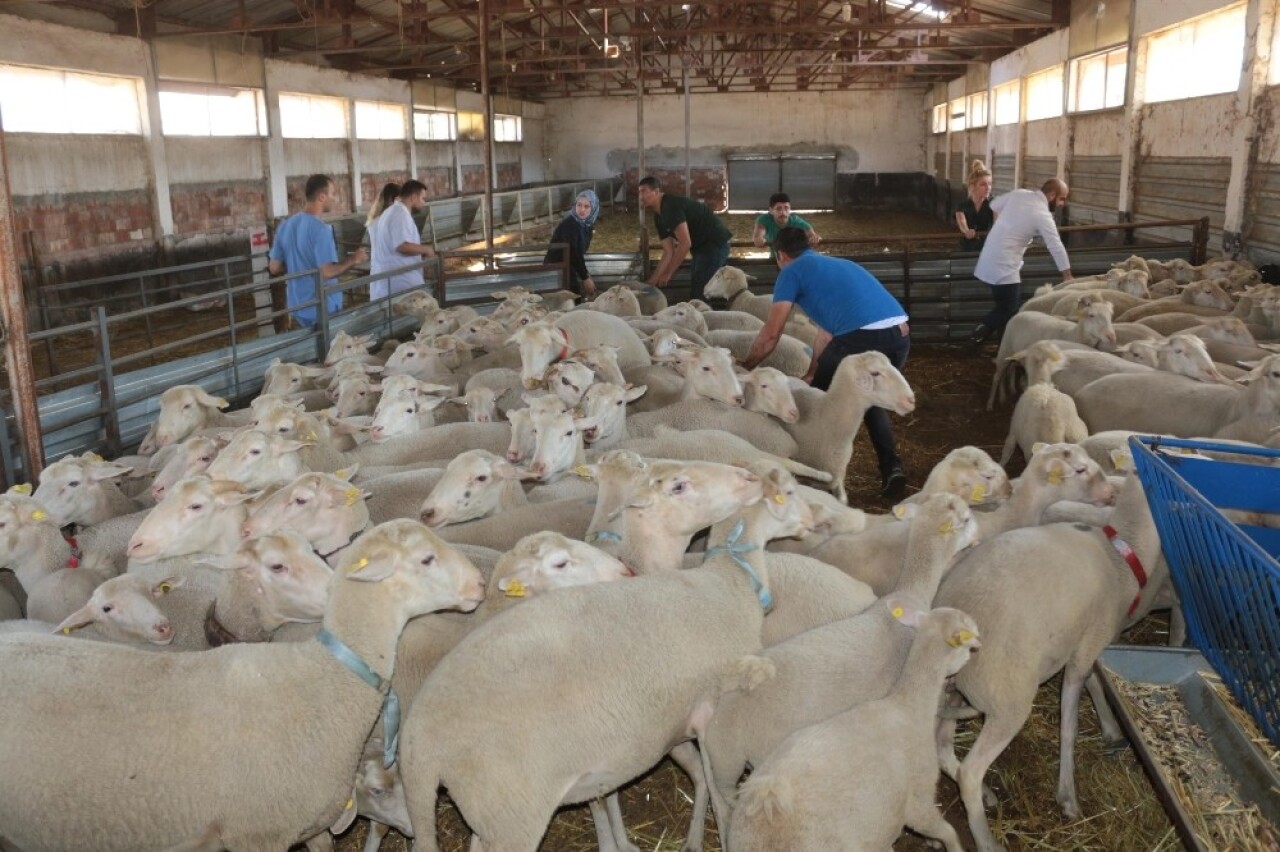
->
[[880, 469, 908, 500], [969, 323, 994, 345]]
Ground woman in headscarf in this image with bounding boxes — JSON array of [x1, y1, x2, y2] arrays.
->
[[544, 189, 600, 297]]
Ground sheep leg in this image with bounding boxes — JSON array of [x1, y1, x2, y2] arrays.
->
[[696, 737, 739, 849], [304, 833, 333, 852], [1169, 604, 1187, 647], [958, 701, 1032, 852], [903, 793, 964, 852], [362, 821, 391, 852], [1083, 671, 1125, 747], [669, 741, 709, 852], [936, 697, 998, 809], [588, 798, 629, 852], [997, 430, 1017, 468], [1056, 669, 1087, 820], [603, 795, 641, 852]]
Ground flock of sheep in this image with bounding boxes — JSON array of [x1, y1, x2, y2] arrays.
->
[[0, 254, 1274, 852]]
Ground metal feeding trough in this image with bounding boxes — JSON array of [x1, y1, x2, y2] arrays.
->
[[1095, 646, 1280, 851]]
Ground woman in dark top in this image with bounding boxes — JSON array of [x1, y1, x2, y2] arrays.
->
[[544, 189, 600, 297], [955, 159, 995, 252]]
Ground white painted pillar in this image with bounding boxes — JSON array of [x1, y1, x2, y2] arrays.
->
[[262, 67, 289, 218], [1014, 80, 1027, 189], [407, 88, 419, 182], [1223, 0, 1278, 255], [943, 101, 953, 183], [1117, 10, 1147, 220], [140, 43, 174, 240]]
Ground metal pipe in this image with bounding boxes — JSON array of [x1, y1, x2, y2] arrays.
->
[[480, 0, 495, 253], [683, 62, 691, 197], [0, 124, 45, 481], [636, 19, 648, 277], [92, 306, 122, 458]]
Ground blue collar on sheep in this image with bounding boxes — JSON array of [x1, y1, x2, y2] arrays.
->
[[317, 628, 400, 768], [704, 518, 772, 610]]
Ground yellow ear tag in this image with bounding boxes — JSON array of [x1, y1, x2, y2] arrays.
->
[[62, 627, 72, 635], [773, 494, 786, 505], [892, 505, 909, 519], [504, 578, 527, 598], [1047, 468, 1065, 486], [1049, 350, 1063, 363], [344, 488, 361, 507], [891, 606, 905, 619], [345, 798, 354, 810], [85, 452, 103, 462], [969, 483, 987, 503], [572, 465, 594, 479], [947, 629, 977, 648], [1115, 455, 1131, 471], [335, 468, 348, 479], [9, 483, 31, 495], [303, 431, 318, 441], [31, 510, 47, 521], [158, 582, 173, 594], [347, 557, 369, 574], [939, 520, 955, 534]]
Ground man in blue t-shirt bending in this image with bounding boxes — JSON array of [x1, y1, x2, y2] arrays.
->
[[742, 227, 912, 499]]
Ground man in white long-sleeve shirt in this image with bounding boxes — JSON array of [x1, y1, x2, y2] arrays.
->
[[970, 178, 1074, 344]]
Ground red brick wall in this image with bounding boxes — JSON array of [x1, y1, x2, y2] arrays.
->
[[461, 165, 487, 194], [624, 167, 728, 212], [360, 171, 410, 209], [11, 190, 155, 263], [497, 163, 522, 190], [416, 167, 453, 198], [286, 174, 352, 215], [170, 181, 268, 237]]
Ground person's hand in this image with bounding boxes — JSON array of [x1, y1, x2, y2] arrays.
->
[[966, 229, 977, 240], [647, 276, 669, 289], [352, 247, 369, 264], [801, 370, 816, 386], [582, 278, 597, 297]]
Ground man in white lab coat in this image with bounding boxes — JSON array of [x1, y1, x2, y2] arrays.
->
[[970, 178, 1074, 344]]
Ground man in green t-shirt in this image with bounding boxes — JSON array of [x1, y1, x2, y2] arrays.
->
[[753, 192, 821, 257], [638, 176, 733, 301]]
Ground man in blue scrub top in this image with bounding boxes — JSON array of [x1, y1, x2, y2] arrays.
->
[[742, 227, 912, 499], [268, 174, 367, 328]]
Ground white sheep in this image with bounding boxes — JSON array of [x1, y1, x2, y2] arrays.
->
[[126, 476, 258, 564], [0, 519, 485, 851], [33, 453, 139, 526], [894, 446, 1012, 508], [728, 603, 979, 852], [399, 463, 805, 851], [241, 470, 375, 558], [998, 382, 1088, 468], [510, 311, 651, 390], [205, 429, 312, 491], [706, 328, 812, 377], [740, 367, 800, 423], [698, 494, 979, 839], [703, 267, 819, 344], [934, 473, 1167, 852], [419, 450, 527, 527], [137, 385, 244, 454]]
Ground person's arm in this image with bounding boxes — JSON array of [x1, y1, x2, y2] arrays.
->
[[801, 328, 833, 384], [805, 226, 821, 246], [569, 227, 595, 295], [955, 210, 975, 240], [320, 248, 368, 280], [396, 241, 435, 257], [752, 220, 768, 247], [268, 259, 286, 276], [742, 301, 793, 370], [648, 222, 692, 287], [1037, 207, 1073, 281]]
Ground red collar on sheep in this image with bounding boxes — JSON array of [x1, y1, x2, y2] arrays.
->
[[556, 328, 571, 363], [1103, 524, 1147, 616], [63, 532, 81, 569]]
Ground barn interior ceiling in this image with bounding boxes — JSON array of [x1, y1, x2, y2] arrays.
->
[[64, 0, 1066, 97]]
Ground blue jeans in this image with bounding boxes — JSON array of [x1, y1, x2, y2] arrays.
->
[[812, 324, 911, 477], [689, 241, 731, 301]]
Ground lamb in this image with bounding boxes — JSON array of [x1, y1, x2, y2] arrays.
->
[[741, 367, 800, 423], [624, 345, 744, 413], [702, 266, 819, 345], [787, 445, 1115, 596], [1073, 353, 1280, 437], [782, 351, 916, 503], [706, 328, 812, 377], [418, 450, 527, 527], [1116, 279, 1236, 322], [366, 388, 450, 443], [323, 330, 383, 366], [348, 422, 513, 468], [205, 429, 311, 491], [588, 283, 644, 316], [241, 470, 375, 558], [698, 494, 980, 840], [628, 400, 800, 459], [137, 385, 245, 454], [998, 383, 1088, 468], [32, 453, 139, 526], [653, 302, 710, 335], [399, 463, 806, 852], [999, 340, 1153, 404], [511, 311, 651, 389], [728, 604, 979, 852], [392, 290, 440, 320], [890, 446, 1012, 508], [0, 519, 484, 852], [702, 309, 767, 334], [934, 472, 1168, 852], [1019, 288, 1146, 317]]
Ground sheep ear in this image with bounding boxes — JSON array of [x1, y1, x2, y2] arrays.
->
[[892, 502, 918, 521], [884, 597, 925, 628], [1030, 442, 1050, 456], [55, 604, 98, 635], [344, 554, 396, 582], [151, 577, 184, 597], [194, 388, 230, 409], [1109, 448, 1133, 472], [624, 384, 648, 403], [88, 462, 132, 481], [330, 789, 359, 834]]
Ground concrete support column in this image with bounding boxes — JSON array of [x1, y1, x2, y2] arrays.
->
[[140, 43, 174, 243], [346, 100, 363, 213], [1014, 82, 1028, 189], [1117, 10, 1148, 220], [263, 68, 289, 218], [1223, 0, 1278, 255], [943, 102, 953, 183], [407, 87, 419, 183]]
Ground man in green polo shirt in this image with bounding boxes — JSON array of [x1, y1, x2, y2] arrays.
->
[[638, 175, 733, 301]]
